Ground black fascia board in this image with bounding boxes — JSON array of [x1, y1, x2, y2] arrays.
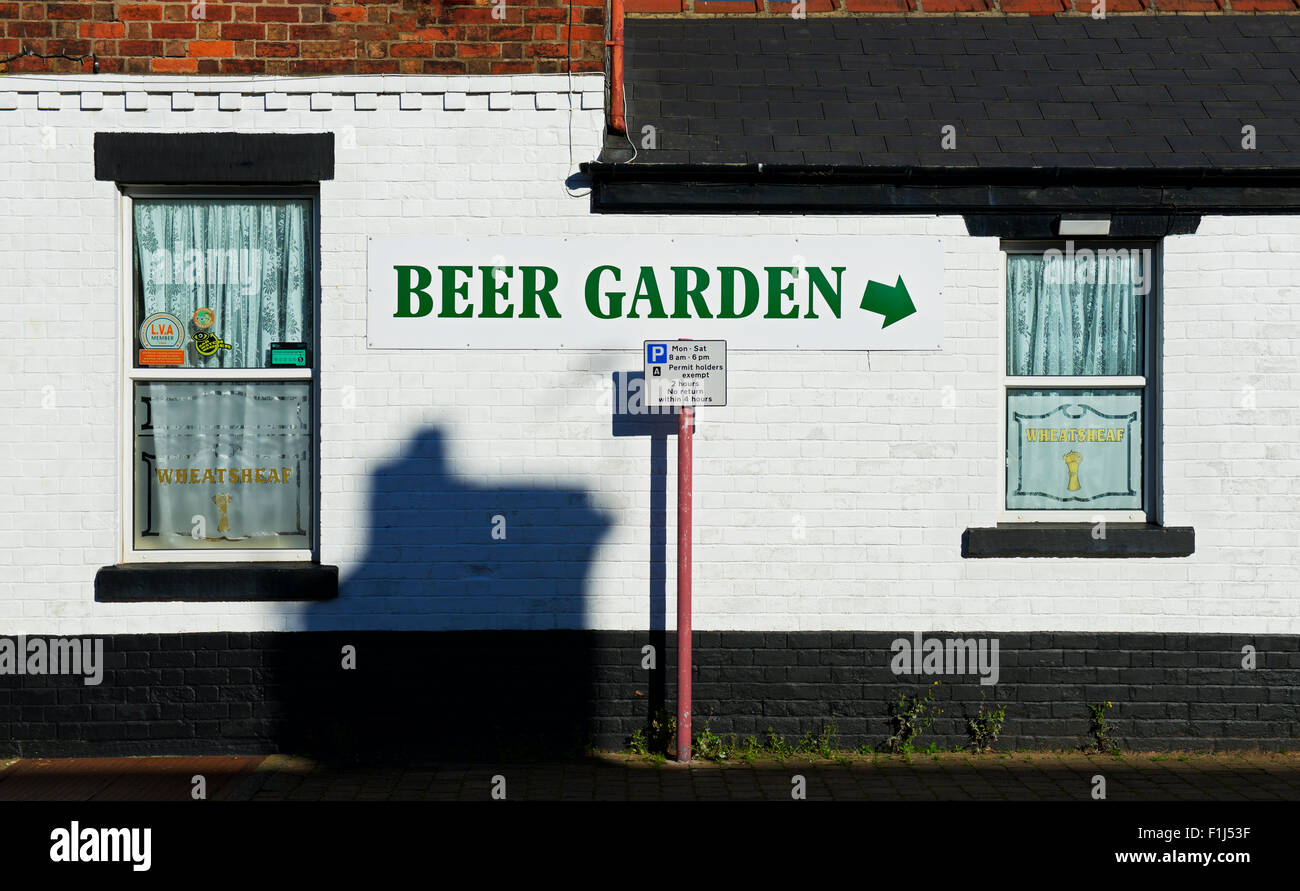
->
[[95, 132, 335, 184], [581, 163, 1300, 215]]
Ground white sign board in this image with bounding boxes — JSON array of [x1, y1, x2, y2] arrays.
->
[[367, 236, 943, 350], [645, 340, 726, 407]]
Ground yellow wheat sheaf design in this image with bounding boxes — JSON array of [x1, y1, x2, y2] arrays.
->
[[1063, 450, 1082, 492]]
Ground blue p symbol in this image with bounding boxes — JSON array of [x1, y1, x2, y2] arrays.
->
[[647, 343, 667, 364]]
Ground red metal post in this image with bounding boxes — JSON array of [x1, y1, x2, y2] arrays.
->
[[676, 404, 693, 761]]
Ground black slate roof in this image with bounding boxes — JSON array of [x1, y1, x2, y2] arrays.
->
[[617, 14, 1300, 169]]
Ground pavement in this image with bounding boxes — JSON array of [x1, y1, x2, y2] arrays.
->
[[2, 751, 1299, 801]]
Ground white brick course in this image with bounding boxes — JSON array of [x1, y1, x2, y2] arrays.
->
[[0, 74, 1297, 637]]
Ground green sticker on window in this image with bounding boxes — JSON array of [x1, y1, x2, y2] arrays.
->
[[269, 342, 309, 367]]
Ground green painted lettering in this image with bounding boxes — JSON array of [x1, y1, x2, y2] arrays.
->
[[478, 265, 515, 319], [805, 266, 844, 319], [393, 265, 434, 317], [439, 266, 474, 318], [585, 265, 623, 319], [764, 267, 799, 319], [627, 266, 669, 319], [671, 266, 713, 319], [521, 266, 561, 319], [718, 267, 759, 319]]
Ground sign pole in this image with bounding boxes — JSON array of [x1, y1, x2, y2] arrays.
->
[[676, 404, 693, 762], [643, 338, 722, 764]]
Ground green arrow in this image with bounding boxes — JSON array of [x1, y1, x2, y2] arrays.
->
[[860, 276, 916, 328]]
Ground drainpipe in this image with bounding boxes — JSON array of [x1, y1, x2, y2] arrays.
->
[[607, 0, 626, 134]]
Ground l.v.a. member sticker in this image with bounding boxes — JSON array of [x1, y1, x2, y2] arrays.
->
[[139, 311, 185, 365], [140, 312, 184, 348]]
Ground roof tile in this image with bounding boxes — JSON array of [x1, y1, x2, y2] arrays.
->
[[621, 15, 1300, 169]]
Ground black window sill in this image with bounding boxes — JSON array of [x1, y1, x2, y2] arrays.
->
[[962, 524, 1194, 558], [94, 562, 339, 602]]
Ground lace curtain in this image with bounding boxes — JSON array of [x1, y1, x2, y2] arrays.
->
[[134, 199, 311, 368], [133, 382, 313, 549], [1007, 251, 1143, 376]]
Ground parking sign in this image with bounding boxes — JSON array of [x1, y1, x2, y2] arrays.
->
[[643, 340, 727, 407]]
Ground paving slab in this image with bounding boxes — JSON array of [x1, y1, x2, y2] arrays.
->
[[1, 751, 1298, 801]]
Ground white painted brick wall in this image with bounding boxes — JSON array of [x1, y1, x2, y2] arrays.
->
[[0, 75, 1297, 636]]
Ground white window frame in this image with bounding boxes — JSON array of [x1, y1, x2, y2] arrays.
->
[[997, 240, 1159, 525], [117, 187, 320, 563]]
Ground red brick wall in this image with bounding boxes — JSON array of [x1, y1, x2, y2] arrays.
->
[[0, 1, 605, 75], [4, 0, 1293, 78], [627, 0, 1299, 12]]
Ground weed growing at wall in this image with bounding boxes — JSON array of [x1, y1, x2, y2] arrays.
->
[[887, 681, 943, 754], [693, 722, 728, 761], [796, 722, 840, 759], [628, 710, 677, 758], [967, 696, 1007, 753], [1085, 701, 1119, 755]]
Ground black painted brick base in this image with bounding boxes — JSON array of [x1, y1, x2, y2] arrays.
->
[[0, 631, 1296, 758]]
